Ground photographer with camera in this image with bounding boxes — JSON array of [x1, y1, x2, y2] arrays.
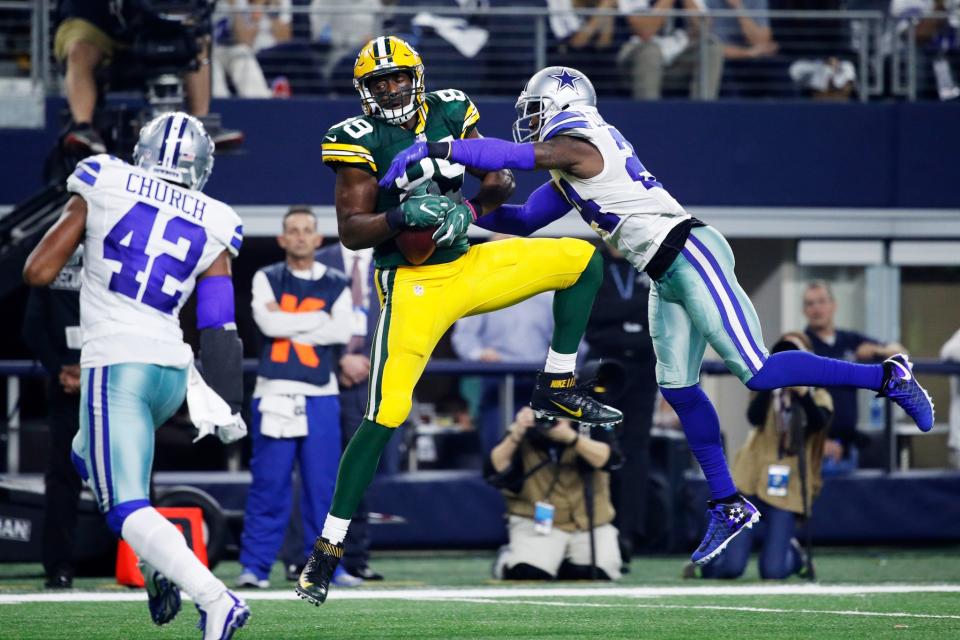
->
[[487, 406, 623, 581], [53, 0, 242, 155]]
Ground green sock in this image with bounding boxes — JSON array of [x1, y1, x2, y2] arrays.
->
[[550, 248, 602, 354], [329, 418, 395, 519]]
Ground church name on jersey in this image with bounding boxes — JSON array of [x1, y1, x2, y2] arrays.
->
[[124, 173, 207, 222]]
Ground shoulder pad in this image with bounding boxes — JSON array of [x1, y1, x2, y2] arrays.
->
[[323, 116, 378, 174], [540, 111, 592, 141], [427, 89, 479, 138]]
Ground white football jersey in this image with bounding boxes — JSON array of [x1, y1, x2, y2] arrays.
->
[[540, 106, 690, 272], [66, 154, 242, 368]]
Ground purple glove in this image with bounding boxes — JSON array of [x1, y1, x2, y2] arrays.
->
[[379, 141, 429, 189]]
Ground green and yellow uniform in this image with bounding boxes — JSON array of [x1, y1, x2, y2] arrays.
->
[[321, 41, 596, 429]]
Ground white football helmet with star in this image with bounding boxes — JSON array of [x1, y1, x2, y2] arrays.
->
[[512, 66, 597, 143]]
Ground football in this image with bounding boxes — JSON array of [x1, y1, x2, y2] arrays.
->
[[395, 226, 438, 265]]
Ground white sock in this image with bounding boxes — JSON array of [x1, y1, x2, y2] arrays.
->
[[544, 348, 577, 374], [121, 506, 225, 607], [321, 514, 351, 545]]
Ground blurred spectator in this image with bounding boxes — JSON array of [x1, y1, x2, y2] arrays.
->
[[21, 250, 83, 589], [704, 0, 779, 95], [487, 407, 623, 581], [690, 332, 831, 580], [802, 280, 906, 474], [452, 235, 555, 455], [211, 0, 276, 97], [52, 0, 241, 153], [890, 0, 960, 100], [551, 0, 620, 91], [585, 244, 657, 564], [788, 57, 856, 100], [616, 0, 724, 99], [940, 328, 960, 469], [310, 0, 382, 84], [236, 208, 357, 589], [314, 236, 386, 580]]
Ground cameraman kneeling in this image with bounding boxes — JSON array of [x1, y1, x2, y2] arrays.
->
[[486, 407, 623, 581]]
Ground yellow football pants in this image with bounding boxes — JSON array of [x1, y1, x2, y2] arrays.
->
[[366, 237, 595, 427]]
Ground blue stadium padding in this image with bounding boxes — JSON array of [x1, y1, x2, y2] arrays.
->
[[152, 469, 960, 548], [3, 98, 960, 208]]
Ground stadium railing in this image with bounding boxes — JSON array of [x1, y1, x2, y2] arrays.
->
[[1, 358, 958, 475], [8, 2, 959, 102]]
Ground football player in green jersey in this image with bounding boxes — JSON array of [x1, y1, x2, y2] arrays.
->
[[297, 36, 623, 607]]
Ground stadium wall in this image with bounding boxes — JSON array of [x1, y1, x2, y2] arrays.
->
[[2, 98, 959, 208]]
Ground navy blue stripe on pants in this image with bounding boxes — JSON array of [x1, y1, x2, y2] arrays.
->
[[239, 395, 341, 581]]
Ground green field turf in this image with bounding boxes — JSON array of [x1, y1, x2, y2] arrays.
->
[[1, 548, 959, 639]]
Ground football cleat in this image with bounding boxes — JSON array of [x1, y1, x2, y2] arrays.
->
[[878, 353, 934, 432], [530, 370, 623, 426], [296, 537, 344, 606], [691, 496, 760, 566], [195, 590, 249, 640], [331, 565, 364, 587], [142, 563, 181, 626]]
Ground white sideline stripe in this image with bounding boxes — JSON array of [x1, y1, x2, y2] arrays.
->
[[2, 584, 960, 604], [447, 598, 960, 621]]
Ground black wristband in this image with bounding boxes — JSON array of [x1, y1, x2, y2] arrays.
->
[[384, 206, 405, 230], [427, 141, 451, 159]]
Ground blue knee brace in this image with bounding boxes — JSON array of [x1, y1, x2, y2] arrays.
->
[[106, 499, 151, 536]]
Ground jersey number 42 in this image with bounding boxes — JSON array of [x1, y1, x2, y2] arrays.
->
[[105, 202, 206, 313]]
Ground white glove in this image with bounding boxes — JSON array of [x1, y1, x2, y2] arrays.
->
[[216, 413, 248, 444]]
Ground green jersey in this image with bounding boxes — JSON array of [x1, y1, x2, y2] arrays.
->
[[322, 89, 482, 268]]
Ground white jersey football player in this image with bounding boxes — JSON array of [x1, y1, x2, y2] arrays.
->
[[379, 65, 934, 566], [24, 112, 250, 639]]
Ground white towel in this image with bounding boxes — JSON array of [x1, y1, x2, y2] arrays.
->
[[186, 363, 248, 444], [258, 394, 309, 439], [411, 13, 489, 58]]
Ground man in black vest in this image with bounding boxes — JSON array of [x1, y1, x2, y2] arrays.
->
[[314, 226, 385, 581], [22, 250, 83, 588], [236, 208, 355, 588]]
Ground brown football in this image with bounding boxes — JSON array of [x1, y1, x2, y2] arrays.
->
[[395, 226, 438, 265]]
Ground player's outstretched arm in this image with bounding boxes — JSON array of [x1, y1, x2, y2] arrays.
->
[[463, 129, 516, 216], [380, 135, 602, 188], [473, 180, 571, 237], [23, 195, 87, 286]]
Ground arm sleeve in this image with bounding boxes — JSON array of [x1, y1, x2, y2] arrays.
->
[[448, 137, 536, 171], [250, 271, 328, 337], [473, 181, 571, 236], [451, 316, 486, 360], [294, 288, 354, 346]]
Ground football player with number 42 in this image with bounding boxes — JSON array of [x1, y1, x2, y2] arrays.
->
[[24, 113, 250, 640], [382, 65, 936, 567], [296, 37, 624, 607]]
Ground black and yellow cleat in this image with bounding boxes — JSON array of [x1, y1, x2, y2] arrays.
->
[[295, 537, 343, 607], [530, 370, 623, 426]]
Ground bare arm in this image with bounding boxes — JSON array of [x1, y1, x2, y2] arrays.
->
[[23, 195, 86, 286], [855, 341, 906, 361], [334, 166, 398, 250], [533, 135, 605, 180]]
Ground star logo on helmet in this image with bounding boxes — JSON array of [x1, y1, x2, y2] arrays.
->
[[550, 69, 581, 93]]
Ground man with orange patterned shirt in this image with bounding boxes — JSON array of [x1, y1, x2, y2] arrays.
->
[[237, 207, 358, 589]]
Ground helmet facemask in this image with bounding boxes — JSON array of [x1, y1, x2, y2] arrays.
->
[[512, 93, 560, 143], [355, 67, 425, 126]]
